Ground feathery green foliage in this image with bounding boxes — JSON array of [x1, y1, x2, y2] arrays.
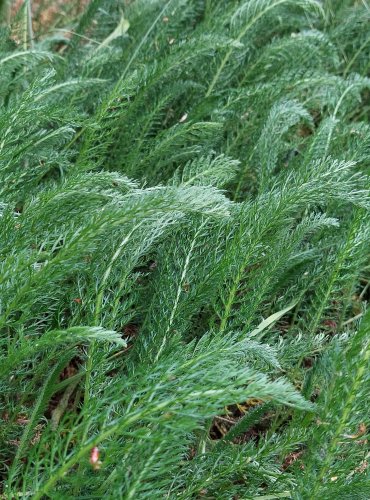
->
[[0, 0, 369, 498]]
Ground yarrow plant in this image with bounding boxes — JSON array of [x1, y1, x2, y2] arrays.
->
[[0, 0, 369, 498]]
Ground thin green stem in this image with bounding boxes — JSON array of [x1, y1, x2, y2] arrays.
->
[[308, 212, 361, 335], [82, 223, 143, 440], [68, 0, 175, 157], [219, 269, 243, 333], [206, 0, 301, 97], [23, 0, 34, 50], [310, 339, 370, 497], [343, 36, 370, 77]]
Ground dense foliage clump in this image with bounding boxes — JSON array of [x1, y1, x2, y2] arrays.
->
[[0, 1, 369, 498]]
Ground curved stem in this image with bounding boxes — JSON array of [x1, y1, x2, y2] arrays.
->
[[343, 36, 370, 77], [206, 0, 298, 97]]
